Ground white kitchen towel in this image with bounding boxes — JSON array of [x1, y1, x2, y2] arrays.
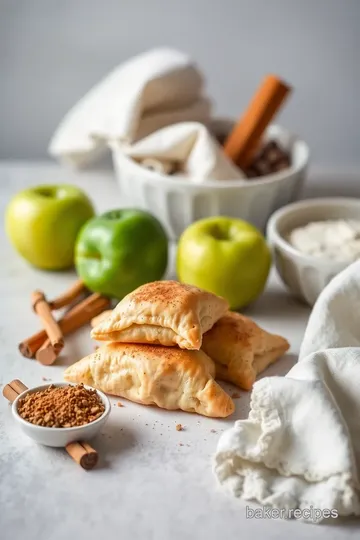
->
[[49, 48, 211, 168], [214, 260, 360, 522], [113, 122, 245, 182]]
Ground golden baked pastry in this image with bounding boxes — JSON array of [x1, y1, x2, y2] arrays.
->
[[202, 311, 289, 390], [90, 310, 113, 329], [64, 342, 234, 418], [91, 281, 228, 350]]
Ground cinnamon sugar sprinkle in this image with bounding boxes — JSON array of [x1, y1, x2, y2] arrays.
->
[[17, 384, 105, 428]]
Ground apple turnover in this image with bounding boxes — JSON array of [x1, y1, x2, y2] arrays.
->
[[202, 311, 289, 390], [64, 342, 234, 417], [90, 310, 113, 329], [91, 281, 228, 349]]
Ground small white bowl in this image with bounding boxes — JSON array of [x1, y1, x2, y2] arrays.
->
[[267, 197, 360, 306], [111, 122, 309, 240], [12, 383, 111, 447]]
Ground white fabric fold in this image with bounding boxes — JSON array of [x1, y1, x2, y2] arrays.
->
[[214, 260, 360, 522], [118, 122, 245, 182], [49, 48, 211, 168]]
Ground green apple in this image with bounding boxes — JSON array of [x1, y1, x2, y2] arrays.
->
[[75, 209, 168, 299], [5, 184, 95, 270], [177, 217, 271, 309]]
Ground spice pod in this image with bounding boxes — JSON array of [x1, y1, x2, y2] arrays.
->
[[3, 380, 110, 469]]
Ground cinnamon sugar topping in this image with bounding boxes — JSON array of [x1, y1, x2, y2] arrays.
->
[[17, 384, 105, 428]]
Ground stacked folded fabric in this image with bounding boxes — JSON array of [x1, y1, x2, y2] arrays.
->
[[49, 48, 212, 169], [48, 47, 248, 182], [64, 281, 289, 417]]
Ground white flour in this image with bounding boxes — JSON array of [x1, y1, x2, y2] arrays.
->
[[288, 219, 360, 262]]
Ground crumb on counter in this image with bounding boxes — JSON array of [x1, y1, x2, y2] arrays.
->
[[117, 401, 124, 407], [176, 423, 183, 431]]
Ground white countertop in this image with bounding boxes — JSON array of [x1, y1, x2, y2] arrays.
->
[[0, 162, 359, 540]]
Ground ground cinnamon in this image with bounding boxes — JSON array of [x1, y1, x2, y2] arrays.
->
[[2, 379, 99, 470], [17, 384, 105, 428]]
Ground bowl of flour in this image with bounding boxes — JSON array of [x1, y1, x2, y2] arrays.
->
[[267, 198, 360, 305]]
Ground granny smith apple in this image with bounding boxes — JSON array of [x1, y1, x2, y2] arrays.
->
[[5, 184, 95, 270], [75, 209, 168, 299], [177, 217, 271, 309]]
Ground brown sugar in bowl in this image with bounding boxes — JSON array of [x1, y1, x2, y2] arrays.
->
[[12, 383, 111, 447]]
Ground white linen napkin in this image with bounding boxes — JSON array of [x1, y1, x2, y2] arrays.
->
[[214, 260, 360, 522], [114, 122, 245, 182], [49, 48, 211, 168]]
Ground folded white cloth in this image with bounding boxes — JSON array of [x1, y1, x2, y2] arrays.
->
[[49, 48, 211, 168], [116, 122, 245, 182], [214, 260, 360, 522]]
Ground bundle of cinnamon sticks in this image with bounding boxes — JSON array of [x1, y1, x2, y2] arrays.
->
[[20, 280, 111, 365]]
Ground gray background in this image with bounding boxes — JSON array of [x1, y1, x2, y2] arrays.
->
[[0, 0, 359, 166]]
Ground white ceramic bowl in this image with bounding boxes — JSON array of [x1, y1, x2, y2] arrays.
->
[[111, 123, 309, 240], [267, 197, 360, 306], [12, 383, 111, 447]]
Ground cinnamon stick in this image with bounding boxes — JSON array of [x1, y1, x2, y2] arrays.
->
[[3, 379, 99, 469], [36, 340, 58, 366], [2, 379, 28, 402], [223, 74, 292, 169], [26, 280, 88, 363], [66, 441, 99, 470], [49, 279, 86, 310], [31, 290, 64, 362], [19, 293, 110, 359]]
